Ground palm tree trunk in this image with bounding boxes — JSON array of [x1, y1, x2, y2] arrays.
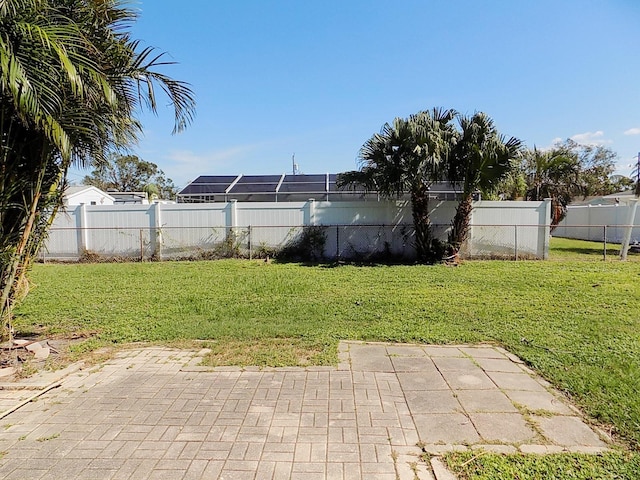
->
[[0, 139, 50, 334], [0, 189, 41, 331], [411, 184, 433, 262], [449, 193, 473, 253]]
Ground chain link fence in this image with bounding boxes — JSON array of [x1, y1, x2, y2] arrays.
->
[[549, 224, 640, 261], [40, 223, 565, 262], [42, 224, 417, 262]]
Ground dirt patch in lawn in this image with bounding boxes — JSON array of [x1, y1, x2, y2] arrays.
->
[[0, 332, 98, 380]]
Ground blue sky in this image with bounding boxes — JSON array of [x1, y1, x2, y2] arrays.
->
[[69, 0, 640, 189]]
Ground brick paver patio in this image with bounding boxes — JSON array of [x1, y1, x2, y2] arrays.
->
[[0, 342, 609, 479]]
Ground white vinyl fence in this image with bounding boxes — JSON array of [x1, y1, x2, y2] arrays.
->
[[43, 199, 551, 261], [554, 203, 640, 244]]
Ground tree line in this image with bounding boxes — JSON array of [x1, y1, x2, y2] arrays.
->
[[83, 154, 178, 201]]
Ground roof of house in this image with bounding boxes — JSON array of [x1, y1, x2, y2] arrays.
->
[[571, 189, 639, 206], [64, 185, 114, 200]]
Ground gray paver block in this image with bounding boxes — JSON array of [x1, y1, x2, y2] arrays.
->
[[470, 413, 538, 443], [385, 345, 426, 357], [432, 357, 477, 372], [504, 390, 573, 414], [413, 413, 481, 444], [405, 390, 462, 414], [349, 345, 394, 372], [421, 444, 469, 455], [390, 357, 436, 372], [455, 389, 519, 413], [430, 458, 458, 480], [422, 346, 465, 357], [396, 371, 449, 391], [459, 346, 506, 359], [473, 357, 527, 373], [485, 371, 548, 392], [533, 415, 607, 447], [440, 370, 496, 390]]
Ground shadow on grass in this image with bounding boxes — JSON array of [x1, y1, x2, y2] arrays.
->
[[553, 246, 612, 256]]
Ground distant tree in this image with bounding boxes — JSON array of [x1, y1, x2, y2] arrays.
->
[[523, 140, 618, 225], [337, 108, 458, 262], [609, 175, 635, 193], [484, 169, 527, 200], [142, 183, 160, 203], [631, 160, 640, 197], [524, 146, 581, 225], [83, 155, 177, 200], [563, 140, 617, 197], [446, 113, 522, 252]]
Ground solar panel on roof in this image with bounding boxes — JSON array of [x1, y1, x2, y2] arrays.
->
[[180, 184, 229, 195], [238, 175, 282, 183], [283, 174, 326, 183], [279, 183, 327, 193], [230, 183, 279, 193], [191, 175, 238, 184], [178, 173, 391, 200]]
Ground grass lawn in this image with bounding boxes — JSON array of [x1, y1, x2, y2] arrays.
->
[[444, 451, 640, 480], [11, 240, 640, 476], [548, 236, 640, 261]]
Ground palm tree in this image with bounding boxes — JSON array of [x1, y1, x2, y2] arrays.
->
[[337, 108, 457, 262], [447, 113, 522, 252], [523, 146, 581, 226], [0, 0, 195, 332]]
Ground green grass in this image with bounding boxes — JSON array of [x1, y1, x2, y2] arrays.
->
[[444, 451, 640, 480], [13, 257, 640, 457], [549, 236, 640, 261]]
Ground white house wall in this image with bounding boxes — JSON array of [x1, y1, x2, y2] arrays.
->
[[44, 200, 551, 260], [65, 188, 114, 206]]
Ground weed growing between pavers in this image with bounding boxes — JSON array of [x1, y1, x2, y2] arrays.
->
[[200, 337, 335, 367], [443, 451, 640, 480]]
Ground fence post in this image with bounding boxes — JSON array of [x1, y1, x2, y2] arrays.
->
[[308, 198, 316, 226], [543, 198, 552, 260], [336, 225, 340, 261], [139, 229, 144, 261], [248, 225, 252, 260], [79, 203, 89, 257], [153, 202, 162, 260], [514, 225, 518, 261], [603, 225, 607, 261], [230, 199, 238, 228], [620, 199, 639, 261]]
